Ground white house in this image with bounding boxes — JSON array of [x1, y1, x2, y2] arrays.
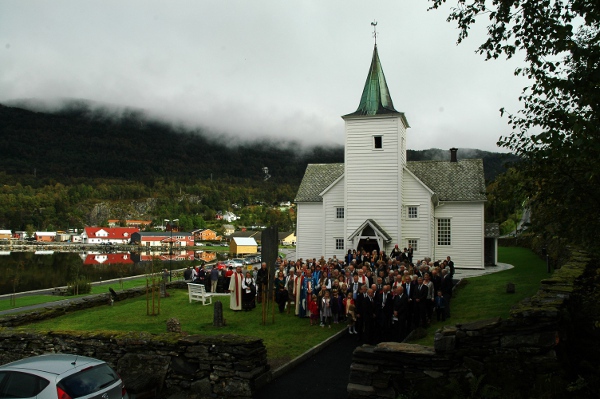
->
[[295, 44, 493, 269]]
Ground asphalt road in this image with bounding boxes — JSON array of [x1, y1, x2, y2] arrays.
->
[[255, 331, 358, 399]]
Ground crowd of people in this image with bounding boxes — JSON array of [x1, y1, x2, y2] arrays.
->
[[222, 247, 456, 344]]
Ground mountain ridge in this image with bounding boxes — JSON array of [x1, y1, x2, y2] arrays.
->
[[0, 101, 518, 184]]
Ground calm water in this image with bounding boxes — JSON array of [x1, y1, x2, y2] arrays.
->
[[0, 251, 224, 295]]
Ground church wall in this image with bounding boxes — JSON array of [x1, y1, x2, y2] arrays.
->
[[401, 171, 433, 259], [344, 115, 405, 250], [434, 202, 485, 269], [295, 202, 324, 260], [322, 177, 345, 259]]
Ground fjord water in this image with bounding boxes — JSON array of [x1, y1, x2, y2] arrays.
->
[[0, 252, 197, 295]]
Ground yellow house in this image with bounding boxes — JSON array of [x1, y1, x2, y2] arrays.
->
[[230, 237, 258, 255], [278, 231, 296, 246]]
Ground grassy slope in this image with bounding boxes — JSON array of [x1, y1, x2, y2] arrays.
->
[[410, 246, 548, 346]]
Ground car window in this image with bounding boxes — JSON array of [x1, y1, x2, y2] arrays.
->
[[58, 364, 118, 398], [0, 371, 50, 398]]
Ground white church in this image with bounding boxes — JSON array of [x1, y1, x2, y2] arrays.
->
[[294, 45, 498, 269]]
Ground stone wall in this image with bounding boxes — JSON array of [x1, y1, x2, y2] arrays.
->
[[0, 330, 270, 399], [347, 250, 597, 398]]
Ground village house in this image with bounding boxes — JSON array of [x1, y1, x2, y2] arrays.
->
[[222, 224, 235, 236], [130, 232, 194, 248], [191, 228, 220, 241], [278, 231, 297, 246], [0, 230, 12, 240], [229, 230, 261, 244], [81, 227, 139, 244], [230, 237, 258, 256], [34, 232, 56, 242]]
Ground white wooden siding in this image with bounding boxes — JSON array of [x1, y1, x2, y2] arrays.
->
[[323, 178, 346, 259], [401, 171, 433, 259], [295, 202, 323, 260], [434, 202, 485, 269], [344, 115, 406, 249]]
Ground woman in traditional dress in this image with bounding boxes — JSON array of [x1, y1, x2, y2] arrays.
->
[[274, 271, 288, 313], [241, 271, 256, 311]]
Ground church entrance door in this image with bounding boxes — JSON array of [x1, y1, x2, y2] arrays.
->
[[357, 239, 380, 255]]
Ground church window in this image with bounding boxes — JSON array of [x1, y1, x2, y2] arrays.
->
[[407, 206, 418, 219], [373, 135, 383, 149], [437, 218, 451, 246], [336, 207, 344, 219], [335, 238, 344, 250], [407, 239, 418, 251]]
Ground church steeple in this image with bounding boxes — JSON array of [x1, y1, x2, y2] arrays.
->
[[347, 45, 398, 116]]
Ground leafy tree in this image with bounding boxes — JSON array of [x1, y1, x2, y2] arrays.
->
[[429, 0, 600, 248], [25, 224, 35, 239]]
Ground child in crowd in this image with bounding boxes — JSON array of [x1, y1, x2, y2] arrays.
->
[[331, 289, 341, 324], [435, 290, 447, 322], [321, 290, 333, 328], [308, 294, 319, 326], [344, 292, 357, 334]]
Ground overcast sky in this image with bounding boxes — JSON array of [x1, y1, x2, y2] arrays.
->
[[0, 0, 528, 152]]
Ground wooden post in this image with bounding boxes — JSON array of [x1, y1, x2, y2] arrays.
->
[[261, 226, 278, 325]]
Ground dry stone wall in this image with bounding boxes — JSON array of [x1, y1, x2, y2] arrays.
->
[[347, 250, 596, 399], [0, 331, 270, 399]]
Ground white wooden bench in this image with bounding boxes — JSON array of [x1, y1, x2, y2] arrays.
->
[[187, 283, 213, 306]]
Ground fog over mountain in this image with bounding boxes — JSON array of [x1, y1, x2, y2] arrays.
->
[[0, 0, 529, 152]]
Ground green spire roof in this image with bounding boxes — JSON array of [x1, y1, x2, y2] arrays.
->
[[347, 45, 398, 116]]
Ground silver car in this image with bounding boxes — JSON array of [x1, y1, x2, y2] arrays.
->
[[0, 354, 128, 399]]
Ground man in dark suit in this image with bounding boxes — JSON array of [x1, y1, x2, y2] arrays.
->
[[393, 285, 409, 341], [354, 285, 368, 342], [348, 274, 361, 300], [363, 288, 377, 344], [414, 276, 429, 328], [441, 269, 454, 318], [375, 284, 394, 342], [403, 275, 417, 332], [446, 256, 455, 277]]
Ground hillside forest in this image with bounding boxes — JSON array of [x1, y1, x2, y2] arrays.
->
[[0, 101, 521, 235]]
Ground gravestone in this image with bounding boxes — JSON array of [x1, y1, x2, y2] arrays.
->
[[506, 282, 515, 293], [213, 300, 225, 327], [161, 269, 169, 298]]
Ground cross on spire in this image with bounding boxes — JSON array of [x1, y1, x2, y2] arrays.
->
[[371, 20, 378, 45]]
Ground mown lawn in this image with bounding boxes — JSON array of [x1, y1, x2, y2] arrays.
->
[[16, 290, 345, 364], [410, 246, 549, 346]]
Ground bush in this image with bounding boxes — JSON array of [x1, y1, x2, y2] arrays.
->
[[67, 279, 92, 295]]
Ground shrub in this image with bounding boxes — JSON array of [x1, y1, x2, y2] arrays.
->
[[67, 279, 92, 295]]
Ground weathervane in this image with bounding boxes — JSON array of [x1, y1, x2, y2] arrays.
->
[[371, 20, 378, 45]]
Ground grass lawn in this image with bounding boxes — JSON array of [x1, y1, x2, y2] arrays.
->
[[410, 246, 549, 346], [15, 290, 345, 366]]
